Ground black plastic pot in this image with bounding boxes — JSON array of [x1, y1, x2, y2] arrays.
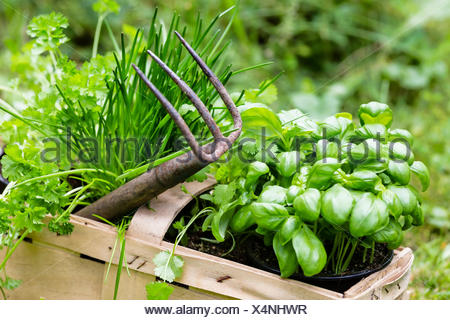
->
[[245, 236, 394, 293]]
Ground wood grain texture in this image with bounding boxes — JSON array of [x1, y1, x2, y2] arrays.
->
[[0, 240, 104, 299], [343, 247, 413, 299], [128, 178, 216, 243]]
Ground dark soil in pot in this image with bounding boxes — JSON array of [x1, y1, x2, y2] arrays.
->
[[165, 228, 393, 293], [245, 236, 393, 292]]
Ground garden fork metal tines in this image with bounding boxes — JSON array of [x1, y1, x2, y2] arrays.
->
[[76, 31, 242, 221]]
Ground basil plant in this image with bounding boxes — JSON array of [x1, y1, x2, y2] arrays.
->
[[200, 101, 429, 278]]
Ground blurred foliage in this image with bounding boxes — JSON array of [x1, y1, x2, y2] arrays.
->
[[0, 0, 449, 299]]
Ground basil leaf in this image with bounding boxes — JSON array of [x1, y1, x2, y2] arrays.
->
[[241, 107, 283, 139], [388, 185, 417, 215], [411, 204, 424, 226], [286, 185, 303, 204], [273, 231, 298, 278], [307, 158, 341, 190], [293, 188, 321, 222], [246, 161, 270, 187], [276, 151, 300, 177], [389, 128, 414, 147], [230, 206, 255, 233], [381, 189, 403, 219], [358, 101, 393, 128], [389, 141, 414, 165], [251, 202, 289, 230], [345, 170, 381, 191], [347, 139, 388, 162], [321, 184, 354, 225], [316, 115, 354, 139], [349, 193, 389, 237], [316, 139, 339, 160], [371, 217, 403, 250], [292, 166, 311, 189], [410, 161, 430, 192], [387, 160, 410, 185], [280, 216, 301, 245], [212, 208, 235, 242], [351, 124, 387, 140], [292, 225, 327, 277], [402, 215, 413, 230], [258, 185, 288, 205]]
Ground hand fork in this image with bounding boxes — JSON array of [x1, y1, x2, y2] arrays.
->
[[76, 31, 242, 221]]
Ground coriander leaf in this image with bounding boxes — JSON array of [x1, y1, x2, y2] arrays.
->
[[146, 281, 174, 300], [153, 251, 184, 283]]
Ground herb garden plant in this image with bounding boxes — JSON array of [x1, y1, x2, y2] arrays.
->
[[167, 99, 430, 281]]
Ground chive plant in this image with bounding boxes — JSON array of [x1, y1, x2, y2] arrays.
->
[[53, 9, 235, 196]]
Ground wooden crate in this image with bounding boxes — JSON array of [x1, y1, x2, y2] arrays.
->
[[1, 178, 413, 300]]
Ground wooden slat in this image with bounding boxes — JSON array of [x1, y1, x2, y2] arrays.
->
[[101, 264, 155, 300], [343, 247, 413, 299], [0, 240, 104, 299], [128, 178, 216, 243], [29, 215, 342, 300]]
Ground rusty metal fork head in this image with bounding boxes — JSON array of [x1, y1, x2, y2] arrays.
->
[[132, 31, 242, 164], [76, 32, 242, 221]]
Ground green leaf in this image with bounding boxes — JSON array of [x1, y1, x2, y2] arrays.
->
[[293, 188, 321, 222], [349, 193, 389, 237], [387, 160, 410, 185], [258, 185, 288, 205], [93, 0, 120, 15], [278, 109, 319, 133], [245, 161, 269, 187], [146, 282, 174, 300], [241, 107, 283, 139], [230, 206, 255, 233], [389, 141, 414, 165], [292, 166, 311, 189], [411, 204, 424, 226], [389, 129, 414, 147], [292, 225, 327, 277], [212, 183, 236, 206], [358, 101, 393, 128], [317, 115, 354, 139], [212, 209, 235, 242], [153, 251, 184, 283], [251, 202, 289, 230], [280, 216, 300, 245], [345, 170, 381, 192], [351, 124, 387, 140], [321, 184, 354, 225], [307, 158, 341, 190], [244, 84, 278, 105], [371, 217, 403, 250], [273, 231, 298, 278], [410, 161, 430, 192], [381, 189, 403, 219], [286, 185, 303, 205], [316, 139, 339, 160], [402, 215, 413, 230], [27, 12, 69, 54], [388, 185, 417, 215], [276, 151, 300, 177], [0, 276, 22, 291]]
